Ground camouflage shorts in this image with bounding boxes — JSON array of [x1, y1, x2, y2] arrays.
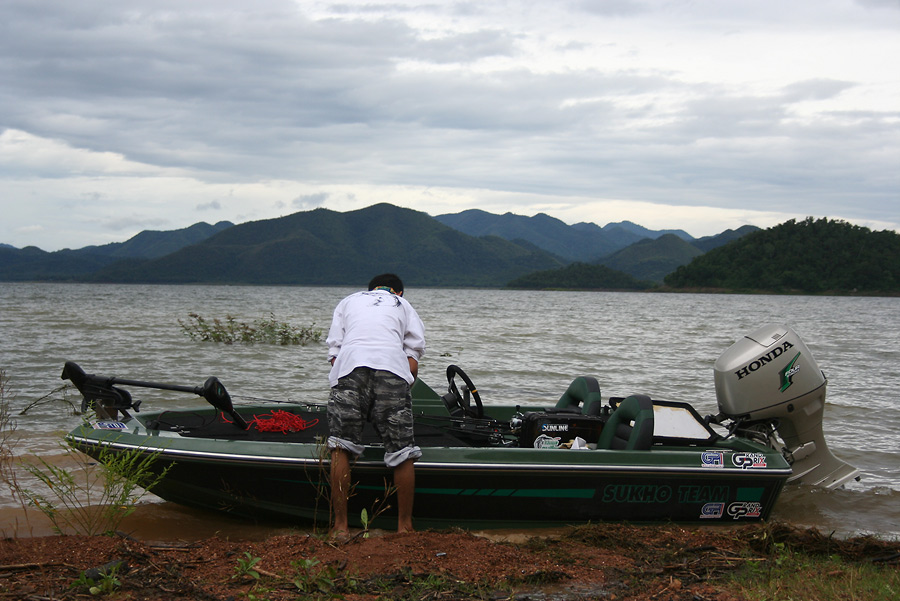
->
[[327, 367, 419, 465]]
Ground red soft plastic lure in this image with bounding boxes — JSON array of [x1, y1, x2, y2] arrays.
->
[[221, 410, 318, 433]]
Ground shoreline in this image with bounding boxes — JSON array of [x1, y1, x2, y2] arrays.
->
[[2, 520, 897, 601]]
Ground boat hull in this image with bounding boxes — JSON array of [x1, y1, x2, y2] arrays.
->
[[67, 407, 789, 529]]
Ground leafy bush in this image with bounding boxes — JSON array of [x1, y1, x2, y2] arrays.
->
[[178, 313, 323, 345]]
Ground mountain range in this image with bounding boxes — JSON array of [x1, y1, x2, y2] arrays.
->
[[434, 209, 694, 262], [0, 221, 234, 281], [0, 204, 755, 286]]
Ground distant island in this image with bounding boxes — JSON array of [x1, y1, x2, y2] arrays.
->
[[663, 217, 900, 295], [512, 217, 900, 296], [1, 206, 897, 296]]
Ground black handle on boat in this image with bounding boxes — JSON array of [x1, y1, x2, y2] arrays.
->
[[199, 376, 249, 430], [62, 361, 249, 430], [113, 374, 249, 431]]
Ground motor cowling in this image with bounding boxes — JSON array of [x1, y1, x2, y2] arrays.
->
[[714, 324, 859, 489]]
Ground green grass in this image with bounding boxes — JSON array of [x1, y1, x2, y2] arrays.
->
[[733, 540, 899, 600], [735, 552, 898, 600]]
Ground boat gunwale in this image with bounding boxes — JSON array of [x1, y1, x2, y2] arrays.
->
[[66, 433, 794, 478]]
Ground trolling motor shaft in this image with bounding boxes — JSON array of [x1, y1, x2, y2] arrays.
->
[[62, 361, 249, 430]]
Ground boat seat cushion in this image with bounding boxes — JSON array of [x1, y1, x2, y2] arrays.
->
[[554, 376, 601, 413], [584, 400, 604, 416], [596, 394, 654, 450]]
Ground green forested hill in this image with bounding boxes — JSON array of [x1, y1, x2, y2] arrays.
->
[[90, 204, 566, 286], [79, 221, 234, 259], [664, 217, 900, 293], [506, 262, 653, 290], [0, 246, 119, 281], [691, 225, 760, 252], [498, 225, 758, 287], [0, 221, 233, 281], [599, 234, 703, 283]]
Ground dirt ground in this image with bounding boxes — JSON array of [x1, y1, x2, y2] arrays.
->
[[2, 522, 898, 601]]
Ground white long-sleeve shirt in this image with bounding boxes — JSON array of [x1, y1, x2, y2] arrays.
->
[[326, 289, 426, 387]]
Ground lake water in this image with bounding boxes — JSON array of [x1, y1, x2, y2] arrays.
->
[[1, 283, 898, 539]]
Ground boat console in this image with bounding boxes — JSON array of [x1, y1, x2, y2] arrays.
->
[[516, 410, 607, 448]]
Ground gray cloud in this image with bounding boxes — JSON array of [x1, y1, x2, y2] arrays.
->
[[781, 79, 856, 102], [579, 0, 650, 17], [293, 193, 330, 210], [97, 214, 171, 233], [1, 0, 897, 250], [197, 200, 223, 211]]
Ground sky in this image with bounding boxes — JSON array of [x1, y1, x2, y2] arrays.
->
[[1, 0, 898, 251]]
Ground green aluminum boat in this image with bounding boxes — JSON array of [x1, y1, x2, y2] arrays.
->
[[64, 324, 858, 530]]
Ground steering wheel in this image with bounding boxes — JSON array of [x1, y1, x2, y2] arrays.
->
[[444, 365, 484, 418]]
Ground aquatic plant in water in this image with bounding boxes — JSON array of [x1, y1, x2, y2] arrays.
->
[[178, 313, 323, 345]]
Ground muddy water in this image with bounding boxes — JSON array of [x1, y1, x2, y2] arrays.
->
[[2, 284, 898, 539]]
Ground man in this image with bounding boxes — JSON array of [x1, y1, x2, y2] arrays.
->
[[326, 273, 426, 536]]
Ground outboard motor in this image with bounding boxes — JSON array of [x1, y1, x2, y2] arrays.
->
[[713, 324, 859, 489]]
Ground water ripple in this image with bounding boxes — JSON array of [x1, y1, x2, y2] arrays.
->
[[2, 284, 898, 535]]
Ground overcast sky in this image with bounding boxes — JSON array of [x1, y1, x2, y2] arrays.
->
[[2, 0, 898, 251]]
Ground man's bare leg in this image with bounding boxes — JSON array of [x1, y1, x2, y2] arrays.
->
[[330, 448, 351, 536], [393, 459, 415, 533]]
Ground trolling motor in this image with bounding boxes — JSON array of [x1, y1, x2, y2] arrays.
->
[[711, 324, 859, 489], [62, 361, 249, 430]]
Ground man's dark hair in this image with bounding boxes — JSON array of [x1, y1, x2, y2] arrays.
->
[[368, 273, 404, 294]]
